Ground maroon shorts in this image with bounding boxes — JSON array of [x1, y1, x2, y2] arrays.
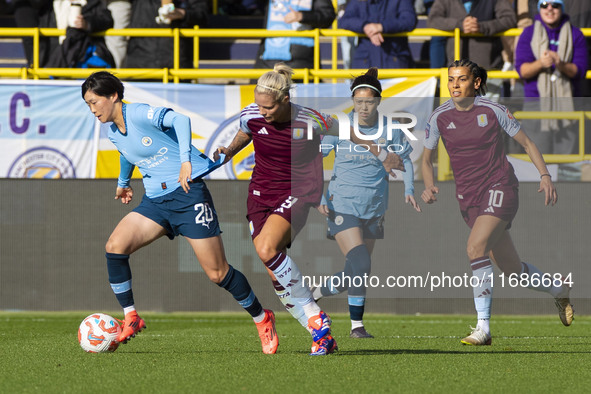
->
[[246, 194, 314, 241], [460, 184, 519, 229]]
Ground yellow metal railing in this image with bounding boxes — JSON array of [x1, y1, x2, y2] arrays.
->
[[1, 27, 589, 83], [0, 26, 486, 83]]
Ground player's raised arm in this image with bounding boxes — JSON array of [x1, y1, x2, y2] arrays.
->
[[214, 130, 252, 164], [512, 129, 558, 206], [421, 147, 439, 204]]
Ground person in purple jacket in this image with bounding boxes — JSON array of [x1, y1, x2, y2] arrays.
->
[[422, 59, 573, 346], [514, 0, 588, 154], [339, 0, 417, 68]]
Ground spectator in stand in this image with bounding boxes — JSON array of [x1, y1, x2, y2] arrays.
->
[[423, 0, 447, 69], [427, 0, 516, 70], [104, 0, 131, 68], [254, 0, 335, 70], [4, 1, 52, 67], [563, 0, 591, 154], [8, 0, 113, 68], [45, 0, 115, 68], [563, 0, 591, 97], [339, 0, 417, 69], [337, 0, 355, 69], [124, 0, 207, 70], [514, 0, 587, 154]]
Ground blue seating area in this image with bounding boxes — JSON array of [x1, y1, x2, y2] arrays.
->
[[0, 14, 27, 68]]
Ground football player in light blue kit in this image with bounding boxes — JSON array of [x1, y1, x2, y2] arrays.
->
[[313, 68, 421, 337], [81, 71, 279, 354]]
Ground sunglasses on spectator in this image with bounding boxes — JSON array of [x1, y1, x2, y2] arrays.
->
[[540, 2, 561, 9]]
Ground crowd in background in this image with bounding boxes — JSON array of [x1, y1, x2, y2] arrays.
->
[[0, 0, 589, 154]]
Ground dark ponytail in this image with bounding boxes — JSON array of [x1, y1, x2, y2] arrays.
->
[[350, 67, 382, 97]]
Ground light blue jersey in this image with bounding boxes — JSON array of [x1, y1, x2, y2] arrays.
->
[[109, 103, 222, 198], [321, 112, 414, 219]]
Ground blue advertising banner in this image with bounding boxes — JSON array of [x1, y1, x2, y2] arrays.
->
[[0, 81, 96, 178]]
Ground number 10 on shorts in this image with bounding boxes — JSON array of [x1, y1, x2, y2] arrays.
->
[[488, 189, 504, 207]]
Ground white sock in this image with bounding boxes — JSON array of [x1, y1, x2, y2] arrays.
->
[[123, 305, 136, 315], [252, 311, 266, 324], [266, 253, 315, 318], [312, 286, 323, 301], [471, 257, 493, 320], [302, 300, 321, 318], [351, 320, 364, 330], [477, 319, 490, 335], [521, 262, 564, 297], [273, 281, 309, 329]]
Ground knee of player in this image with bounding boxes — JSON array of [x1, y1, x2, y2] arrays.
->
[[466, 242, 486, 260], [206, 269, 226, 284], [254, 239, 281, 262], [105, 236, 130, 255]]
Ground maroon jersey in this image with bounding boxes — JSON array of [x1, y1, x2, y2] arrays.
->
[[240, 103, 327, 204], [424, 97, 521, 207]]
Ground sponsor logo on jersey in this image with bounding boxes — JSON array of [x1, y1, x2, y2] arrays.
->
[[458, 194, 464, 199], [477, 114, 488, 127], [506, 109, 514, 119], [258, 127, 269, 135], [484, 206, 495, 213], [7, 146, 76, 178], [253, 190, 260, 196], [293, 128, 305, 139], [249, 221, 254, 235], [447, 122, 456, 129], [425, 123, 430, 139], [142, 136, 153, 146]]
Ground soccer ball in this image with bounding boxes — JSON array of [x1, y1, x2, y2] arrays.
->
[[78, 313, 121, 353]]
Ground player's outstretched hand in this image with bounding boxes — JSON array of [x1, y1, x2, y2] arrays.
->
[[214, 146, 231, 164], [421, 185, 439, 204], [178, 161, 192, 193], [538, 176, 558, 206], [406, 195, 422, 212], [115, 187, 133, 204], [382, 152, 405, 174]]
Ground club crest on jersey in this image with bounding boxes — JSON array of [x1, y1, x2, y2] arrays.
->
[[377, 137, 387, 145], [142, 137, 153, 146], [293, 128, 305, 140], [477, 114, 488, 127]]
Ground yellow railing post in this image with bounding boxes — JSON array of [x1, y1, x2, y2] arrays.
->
[[193, 25, 200, 69], [454, 27, 460, 60], [173, 28, 180, 83], [331, 0, 338, 84], [33, 27, 39, 80], [313, 28, 320, 84]]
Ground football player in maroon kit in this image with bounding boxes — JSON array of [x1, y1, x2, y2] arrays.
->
[[214, 64, 337, 355], [421, 59, 572, 346]]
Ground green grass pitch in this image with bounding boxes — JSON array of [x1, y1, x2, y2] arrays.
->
[[1, 312, 590, 393]]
